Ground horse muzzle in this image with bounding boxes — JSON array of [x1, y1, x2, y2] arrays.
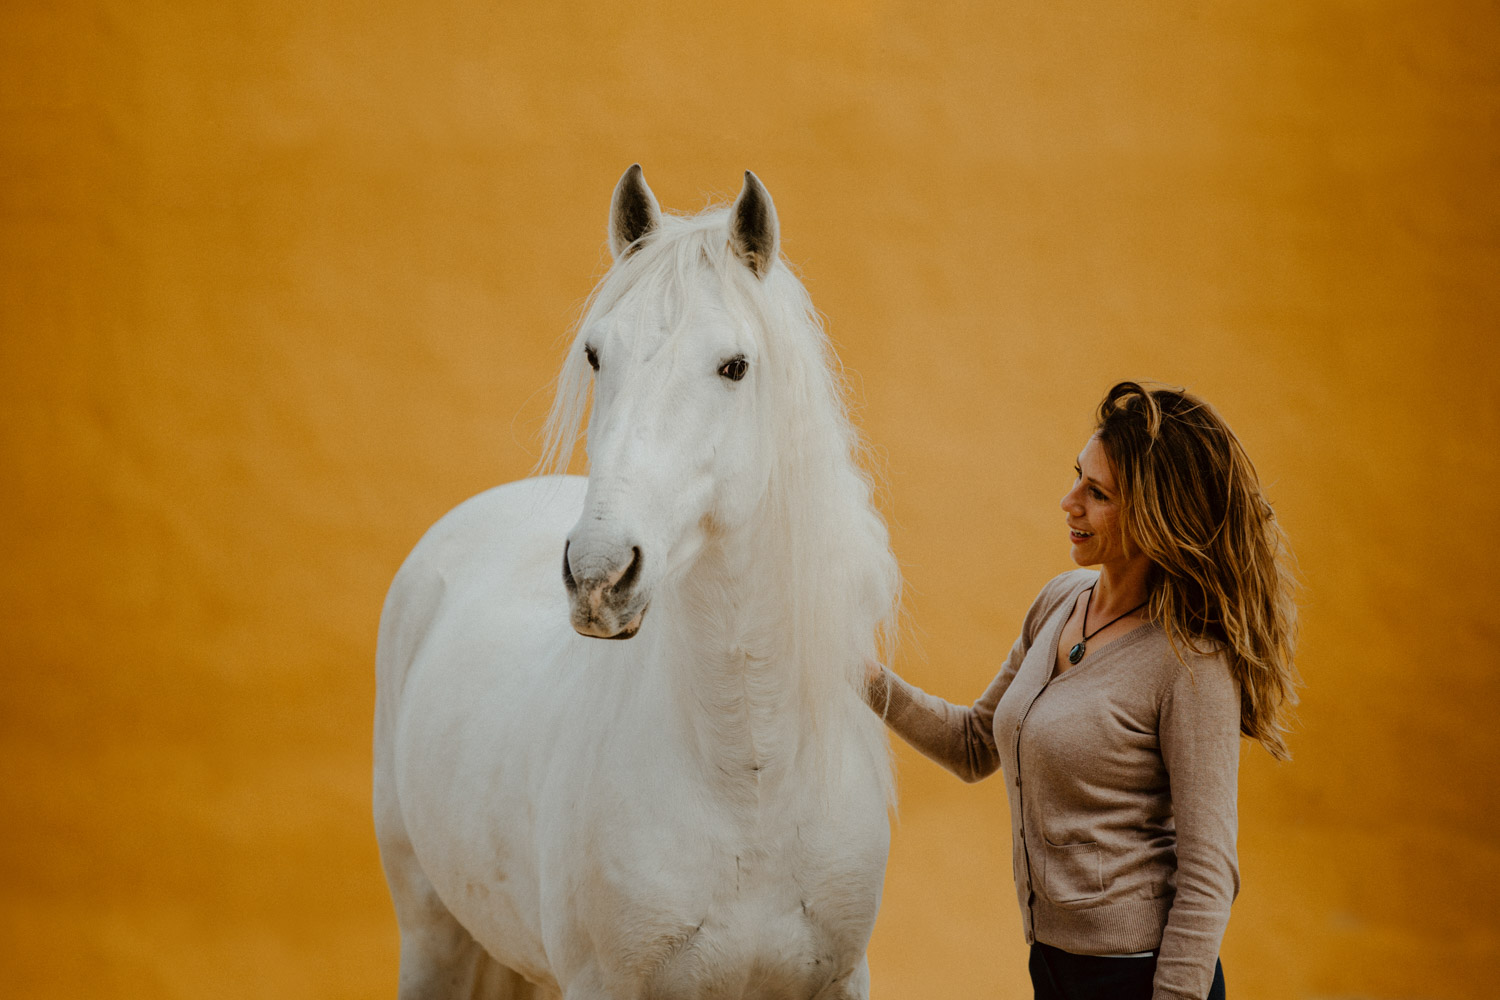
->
[[562, 539, 649, 639]]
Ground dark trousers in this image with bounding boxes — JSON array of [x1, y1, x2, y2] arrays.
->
[[1029, 943, 1226, 1000]]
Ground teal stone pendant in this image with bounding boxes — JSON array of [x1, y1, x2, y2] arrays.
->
[[1067, 641, 1086, 665]]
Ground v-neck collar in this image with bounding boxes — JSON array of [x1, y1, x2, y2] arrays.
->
[[1044, 575, 1157, 683]]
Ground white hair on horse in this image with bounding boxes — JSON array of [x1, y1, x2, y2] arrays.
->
[[540, 205, 900, 804]]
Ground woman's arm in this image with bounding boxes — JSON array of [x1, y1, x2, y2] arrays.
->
[[1152, 656, 1242, 1000], [861, 572, 1082, 782], [862, 630, 1029, 783]]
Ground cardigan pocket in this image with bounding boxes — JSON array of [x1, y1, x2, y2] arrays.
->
[[1042, 840, 1104, 903]]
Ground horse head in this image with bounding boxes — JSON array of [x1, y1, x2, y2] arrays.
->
[[562, 165, 781, 640]]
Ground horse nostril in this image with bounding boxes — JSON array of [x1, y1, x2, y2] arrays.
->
[[562, 540, 578, 596], [616, 546, 643, 594]]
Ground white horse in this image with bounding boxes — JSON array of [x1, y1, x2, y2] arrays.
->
[[374, 166, 901, 1000]]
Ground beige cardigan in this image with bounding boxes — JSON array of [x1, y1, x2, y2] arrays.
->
[[868, 570, 1241, 1000]]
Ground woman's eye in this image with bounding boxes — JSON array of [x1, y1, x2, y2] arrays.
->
[[584, 346, 599, 371], [718, 356, 748, 381], [1091, 488, 1107, 501]]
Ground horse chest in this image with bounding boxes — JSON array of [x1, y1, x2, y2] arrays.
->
[[647, 908, 839, 1000], [604, 851, 858, 1000], [570, 783, 883, 999]]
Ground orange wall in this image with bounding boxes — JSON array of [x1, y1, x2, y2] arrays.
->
[[3, 2, 1497, 997]]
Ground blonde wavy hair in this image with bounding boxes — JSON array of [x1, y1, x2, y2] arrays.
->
[[1095, 381, 1301, 760]]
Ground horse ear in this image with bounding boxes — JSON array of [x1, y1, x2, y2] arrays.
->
[[728, 170, 779, 278], [609, 164, 661, 260]]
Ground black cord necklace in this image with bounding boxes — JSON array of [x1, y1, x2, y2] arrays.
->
[[1067, 586, 1149, 665]]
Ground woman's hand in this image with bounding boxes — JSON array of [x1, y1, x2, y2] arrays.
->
[[863, 658, 884, 686]]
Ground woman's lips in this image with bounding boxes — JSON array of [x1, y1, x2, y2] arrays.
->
[[1069, 529, 1093, 543]]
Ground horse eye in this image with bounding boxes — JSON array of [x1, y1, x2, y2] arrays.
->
[[584, 346, 599, 371], [718, 357, 748, 382]]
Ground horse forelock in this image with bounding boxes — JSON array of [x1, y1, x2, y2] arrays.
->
[[539, 204, 900, 805]]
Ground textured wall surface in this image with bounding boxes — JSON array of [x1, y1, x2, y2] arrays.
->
[[3, 2, 1497, 997]]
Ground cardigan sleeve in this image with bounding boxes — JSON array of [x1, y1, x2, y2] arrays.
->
[[865, 635, 1021, 782], [1152, 653, 1242, 1000], [864, 572, 1078, 783]]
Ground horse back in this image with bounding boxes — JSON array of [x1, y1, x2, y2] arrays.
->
[[374, 475, 587, 987], [377, 475, 584, 696]]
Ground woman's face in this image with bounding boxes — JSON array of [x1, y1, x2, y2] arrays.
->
[[1060, 434, 1129, 568]]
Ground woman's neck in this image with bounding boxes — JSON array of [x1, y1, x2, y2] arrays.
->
[[1092, 556, 1154, 617]]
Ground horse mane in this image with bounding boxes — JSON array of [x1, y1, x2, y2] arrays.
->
[[539, 207, 900, 805]]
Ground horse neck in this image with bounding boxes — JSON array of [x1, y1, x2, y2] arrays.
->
[[652, 505, 841, 787]]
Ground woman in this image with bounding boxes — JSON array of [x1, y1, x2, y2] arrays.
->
[[866, 382, 1299, 1000]]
